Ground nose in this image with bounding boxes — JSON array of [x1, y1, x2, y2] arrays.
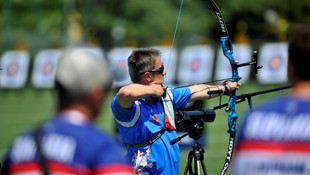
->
[[163, 69, 167, 76]]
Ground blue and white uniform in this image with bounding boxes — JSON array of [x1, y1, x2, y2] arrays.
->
[[233, 96, 310, 175], [1, 110, 134, 175], [111, 87, 191, 175]]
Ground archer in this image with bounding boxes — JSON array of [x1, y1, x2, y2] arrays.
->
[[111, 48, 241, 175]]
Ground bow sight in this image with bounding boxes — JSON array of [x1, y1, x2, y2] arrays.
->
[[233, 51, 263, 75]]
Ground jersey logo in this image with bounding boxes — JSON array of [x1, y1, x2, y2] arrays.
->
[[132, 148, 154, 174], [152, 114, 160, 123]]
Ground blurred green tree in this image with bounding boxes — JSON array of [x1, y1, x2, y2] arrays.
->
[[0, 0, 309, 53]]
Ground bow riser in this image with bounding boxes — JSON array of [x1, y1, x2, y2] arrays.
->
[[220, 36, 241, 82], [220, 36, 240, 134], [227, 95, 238, 133]]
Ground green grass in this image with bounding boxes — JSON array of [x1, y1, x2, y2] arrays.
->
[[0, 82, 291, 174]]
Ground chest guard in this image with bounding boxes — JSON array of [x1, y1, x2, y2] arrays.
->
[[162, 88, 176, 130]]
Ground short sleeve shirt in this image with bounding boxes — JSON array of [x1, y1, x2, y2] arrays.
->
[[111, 86, 191, 175]]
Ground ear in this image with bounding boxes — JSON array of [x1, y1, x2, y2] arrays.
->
[[142, 72, 153, 84]]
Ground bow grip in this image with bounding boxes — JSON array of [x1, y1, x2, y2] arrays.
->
[[228, 111, 238, 134]]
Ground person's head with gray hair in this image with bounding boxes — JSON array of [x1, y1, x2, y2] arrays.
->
[[55, 48, 112, 119], [128, 48, 162, 83]]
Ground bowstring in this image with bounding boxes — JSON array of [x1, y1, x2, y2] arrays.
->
[[167, 0, 188, 161], [165, 0, 184, 83]]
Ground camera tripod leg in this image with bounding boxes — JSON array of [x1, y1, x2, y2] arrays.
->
[[194, 158, 207, 175], [200, 159, 207, 175], [183, 141, 208, 175], [195, 160, 201, 175], [183, 150, 194, 175]]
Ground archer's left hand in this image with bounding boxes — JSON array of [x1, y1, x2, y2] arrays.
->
[[224, 81, 241, 95]]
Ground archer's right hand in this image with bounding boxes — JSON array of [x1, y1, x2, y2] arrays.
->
[[149, 83, 166, 98]]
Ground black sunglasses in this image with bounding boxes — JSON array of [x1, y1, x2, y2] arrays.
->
[[140, 63, 164, 75]]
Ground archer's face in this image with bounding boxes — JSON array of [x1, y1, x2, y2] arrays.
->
[[150, 57, 166, 84], [140, 57, 166, 85]]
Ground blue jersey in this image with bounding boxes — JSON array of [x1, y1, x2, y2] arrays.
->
[[111, 87, 191, 175], [1, 110, 134, 175], [233, 96, 310, 175]]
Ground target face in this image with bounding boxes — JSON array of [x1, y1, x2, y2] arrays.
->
[[31, 49, 62, 88], [0, 51, 30, 88]]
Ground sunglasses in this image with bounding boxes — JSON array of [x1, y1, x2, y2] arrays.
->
[[140, 63, 164, 75]]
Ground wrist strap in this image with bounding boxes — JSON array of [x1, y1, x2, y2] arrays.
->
[[222, 81, 232, 96]]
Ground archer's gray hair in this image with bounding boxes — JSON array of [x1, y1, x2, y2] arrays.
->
[[128, 48, 161, 83]]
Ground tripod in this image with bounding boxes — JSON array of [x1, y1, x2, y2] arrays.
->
[[171, 122, 208, 175], [171, 109, 216, 175], [183, 140, 207, 175]]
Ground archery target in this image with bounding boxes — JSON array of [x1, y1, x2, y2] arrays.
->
[[257, 42, 288, 84], [31, 49, 63, 88], [7, 61, 19, 76], [214, 44, 252, 83], [108, 47, 134, 87], [0, 51, 30, 88], [268, 54, 283, 71], [177, 45, 214, 85]]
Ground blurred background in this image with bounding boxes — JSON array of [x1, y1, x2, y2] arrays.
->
[[0, 0, 309, 174], [1, 0, 308, 52]]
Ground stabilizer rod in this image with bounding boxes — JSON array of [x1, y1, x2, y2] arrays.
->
[[213, 85, 292, 110]]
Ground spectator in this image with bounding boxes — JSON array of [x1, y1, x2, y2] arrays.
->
[[233, 20, 310, 175], [1, 48, 135, 175]]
